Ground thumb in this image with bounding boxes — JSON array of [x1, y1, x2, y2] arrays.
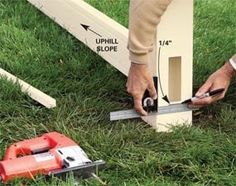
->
[[195, 80, 212, 97], [147, 81, 157, 100]]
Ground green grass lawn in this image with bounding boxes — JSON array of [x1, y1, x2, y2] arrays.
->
[[0, 0, 236, 185]]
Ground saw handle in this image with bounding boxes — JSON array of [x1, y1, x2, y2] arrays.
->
[[4, 136, 52, 160], [3, 132, 77, 160]]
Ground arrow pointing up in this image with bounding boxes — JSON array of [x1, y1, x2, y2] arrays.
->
[[80, 24, 102, 37]]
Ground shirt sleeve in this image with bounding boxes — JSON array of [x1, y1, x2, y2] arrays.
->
[[128, 0, 172, 64], [231, 54, 236, 62]]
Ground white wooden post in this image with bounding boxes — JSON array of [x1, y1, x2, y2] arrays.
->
[[143, 0, 193, 131], [27, 0, 193, 132]]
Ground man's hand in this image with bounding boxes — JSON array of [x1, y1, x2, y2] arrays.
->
[[189, 62, 235, 108], [126, 63, 157, 116]]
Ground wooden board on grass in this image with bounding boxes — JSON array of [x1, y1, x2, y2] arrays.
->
[[0, 68, 56, 109]]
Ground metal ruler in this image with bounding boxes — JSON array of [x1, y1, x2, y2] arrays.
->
[[110, 104, 194, 121]]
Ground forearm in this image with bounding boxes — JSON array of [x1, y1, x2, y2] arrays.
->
[[128, 0, 172, 64]]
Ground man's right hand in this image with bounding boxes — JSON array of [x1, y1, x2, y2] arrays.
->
[[126, 63, 157, 116], [189, 62, 234, 108]]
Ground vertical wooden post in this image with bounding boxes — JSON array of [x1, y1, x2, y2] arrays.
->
[[143, 0, 193, 132]]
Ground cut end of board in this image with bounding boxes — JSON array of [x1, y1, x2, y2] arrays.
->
[[142, 111, 192, 132]]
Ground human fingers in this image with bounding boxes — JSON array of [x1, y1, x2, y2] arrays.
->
[[147, 80, 157, 100], [195, 79, 213, 97], [133, 93, 147, 116], [191, 94, 221, 106]]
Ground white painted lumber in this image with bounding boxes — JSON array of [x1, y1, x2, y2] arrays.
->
[[27, 0, 130, 76], [143, 0, 193, 132], [0, 68, 56, 108]]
